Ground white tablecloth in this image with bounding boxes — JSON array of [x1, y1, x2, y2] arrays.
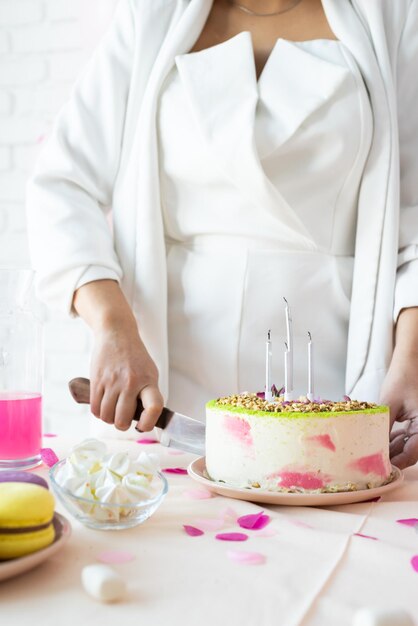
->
[[1, 435, 417, 626]]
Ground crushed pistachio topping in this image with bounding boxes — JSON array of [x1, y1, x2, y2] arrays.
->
[[214, 393, 378, 414]]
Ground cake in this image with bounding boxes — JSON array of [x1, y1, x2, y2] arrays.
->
[[205, 393, 392, 493]]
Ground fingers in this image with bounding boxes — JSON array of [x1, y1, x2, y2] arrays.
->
[[136, 385, 164, 432], [90, 383, 105, 419], [114, 392, 138, 431], [391, 433, 418, 470], [99, 388, 119, 424], [89, 375, 163, 431], [389, 426, 406, 441], [390, 433, 407, 458]]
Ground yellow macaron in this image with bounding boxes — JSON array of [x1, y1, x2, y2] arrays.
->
[[0, 482, 55, 560]]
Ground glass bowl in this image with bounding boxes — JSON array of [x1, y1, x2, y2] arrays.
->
[[49, 459, 168, 530]]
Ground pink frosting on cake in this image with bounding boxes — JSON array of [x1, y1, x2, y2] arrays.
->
[[223, 415, 253, 447], [268, 471, 330, 490], [349, 452, 388, 477], [307, 434, 336, 452]]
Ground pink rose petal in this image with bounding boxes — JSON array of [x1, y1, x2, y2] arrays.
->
[[162, 468, 188, 475], [97, 551, 135, 564], [183, 489, 213, 500], [397, 518, 418, 527], [40, 448, 59, 468], [227, 550, 266, 565], [43, 433, 57, 438], [353, 533, 378, 541], [183, 525, 204, 537], [216, 532, 248, 542], [411, 555, 418, 572], [238, 511, 270, 530], [195, 518, 224, 532], [136, 438, 158, 444]]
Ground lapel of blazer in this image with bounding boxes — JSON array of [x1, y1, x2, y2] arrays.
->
[[322, 0, 394, 393], [175, 33, 350, 248]]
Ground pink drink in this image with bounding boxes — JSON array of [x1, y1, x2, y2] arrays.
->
[[0, 393, 42, 461]]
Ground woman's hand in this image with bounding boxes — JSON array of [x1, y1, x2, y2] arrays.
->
[[73, 279, 164, 432], [91, 325, 164, 432], [380, 307, 418, 469], [380, 352, 418, 469]]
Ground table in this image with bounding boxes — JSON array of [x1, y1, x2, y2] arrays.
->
[[1, 435, 417, 626]]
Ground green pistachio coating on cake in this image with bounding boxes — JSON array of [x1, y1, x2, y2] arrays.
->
[[207, 393, 388, 419]]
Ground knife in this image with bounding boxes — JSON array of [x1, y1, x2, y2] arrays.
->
[[68, 377, 205, 456]]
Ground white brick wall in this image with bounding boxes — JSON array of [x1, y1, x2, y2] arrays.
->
[[0, 0, 119, 436]]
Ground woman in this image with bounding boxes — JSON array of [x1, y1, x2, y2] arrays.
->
[[26, 0, 418, 468]]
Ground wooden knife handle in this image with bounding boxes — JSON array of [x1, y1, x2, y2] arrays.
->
[[68, 377, 171, 428]]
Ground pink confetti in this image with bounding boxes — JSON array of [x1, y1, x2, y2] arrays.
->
[[40, 448, 59, 467], [136, 438, 158, 444], [216, 532, 248, 542], [183, 525, 204, 537], [411, 555, 418, 573], [183, 489, 213, 500], [168, 449, 184, 456], [353, 533, 378, 541], [36, 134, 46, 144], [227, 550, 266, 565], [397, 519, 418, 527], [195, 518, 224, 532], [162, 468, 188, 475], [97, 551, 135, 564], [43, 433, 57, 438], [238, 511, 270, 530]]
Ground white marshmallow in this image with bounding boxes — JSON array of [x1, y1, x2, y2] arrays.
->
[[353, 608, 415, 626], [81, 565, 126, 603]]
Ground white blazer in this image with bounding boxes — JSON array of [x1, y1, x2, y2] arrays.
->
[[26, 0, 418, 402]]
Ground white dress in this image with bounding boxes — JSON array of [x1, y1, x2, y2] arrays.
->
[[157, 32, 373, 420]]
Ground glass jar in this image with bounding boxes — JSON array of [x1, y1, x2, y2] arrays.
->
[[0, 269, 43, 469]]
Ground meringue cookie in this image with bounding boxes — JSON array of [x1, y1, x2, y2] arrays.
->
[[103, 452, 132, 478], [95, 482, 130, 506], [55, 458, 88, 489], [57, 440, 160, 523], [92, 468, 120, 490], [122, 473, 153, 502], [94, 483, 134, 521], [69, 439, 107, 472], [72, 480, 98, 514], [132, 451, 160, 480]]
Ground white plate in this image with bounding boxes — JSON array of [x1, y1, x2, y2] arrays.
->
[[0, 513, 72, 582], [187, 457, 404, 506]]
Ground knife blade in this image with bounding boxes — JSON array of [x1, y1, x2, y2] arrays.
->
[[68, 377, 206, 456]]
